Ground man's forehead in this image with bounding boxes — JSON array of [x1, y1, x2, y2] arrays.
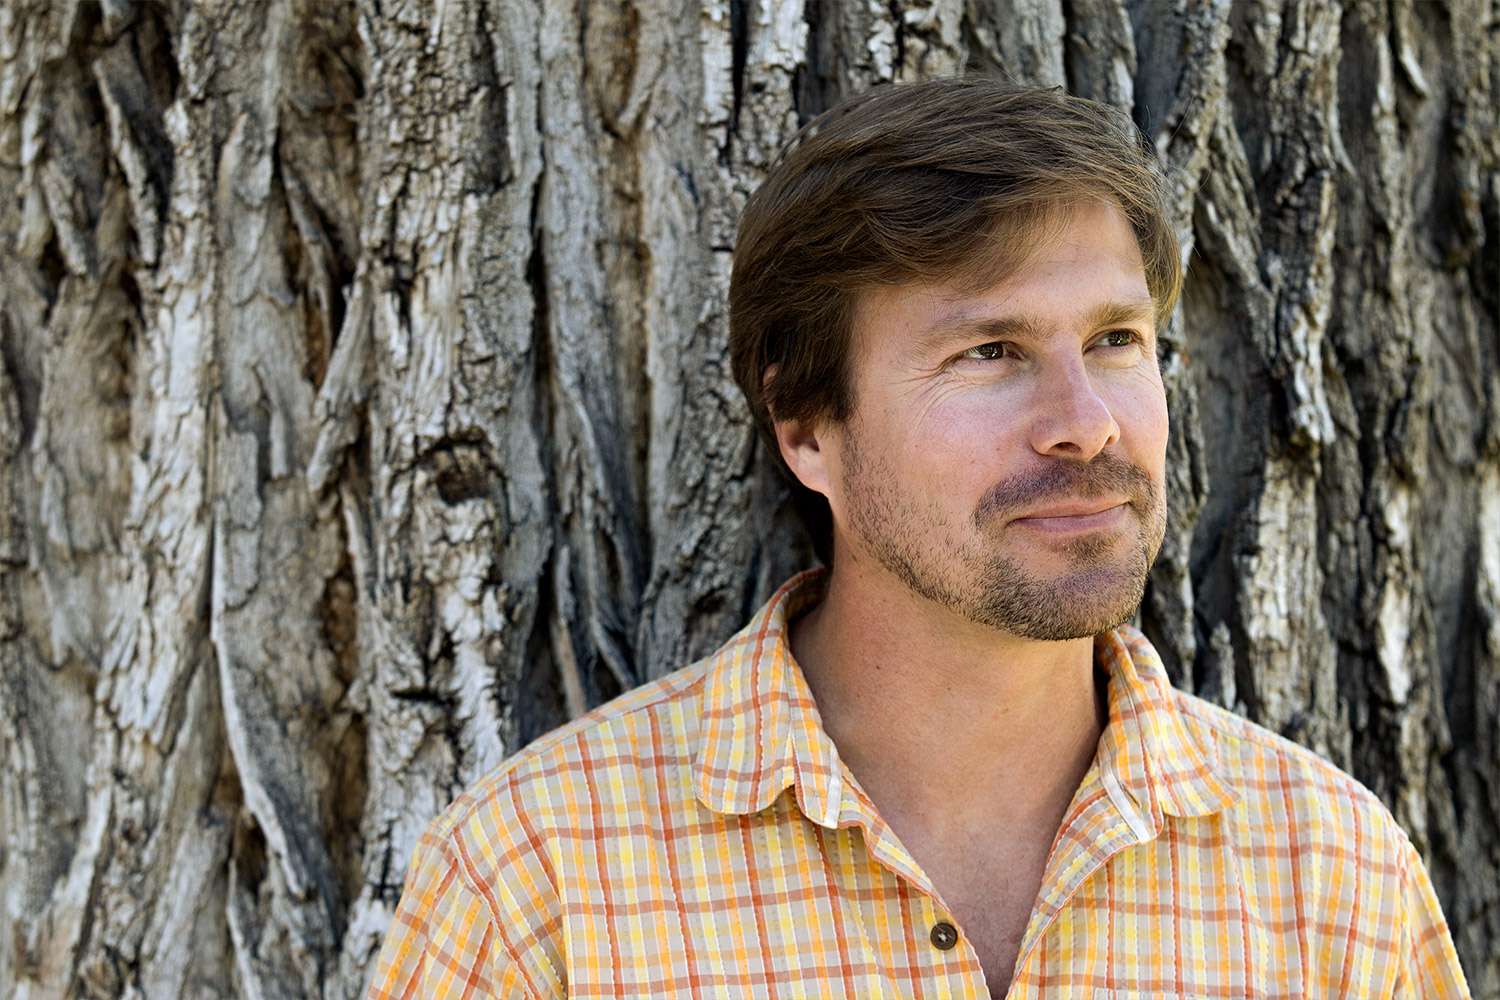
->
[[854, 201, 1152, 335]]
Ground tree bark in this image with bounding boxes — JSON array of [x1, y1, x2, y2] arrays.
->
[[0, 1, 1495, 997]]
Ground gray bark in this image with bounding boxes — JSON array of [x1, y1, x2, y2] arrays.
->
[[1, 1, 1496, 997]]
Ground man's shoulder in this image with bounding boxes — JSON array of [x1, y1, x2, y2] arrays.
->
[[1170, 688, 1412, 855]]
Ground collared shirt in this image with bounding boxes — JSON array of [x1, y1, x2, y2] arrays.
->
[[366, 571, 1471, 999]]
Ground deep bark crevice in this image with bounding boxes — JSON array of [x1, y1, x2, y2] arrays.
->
[[728, 0, 749, 153], [469, 0, 514, 195], [794, 0, 833, 124]]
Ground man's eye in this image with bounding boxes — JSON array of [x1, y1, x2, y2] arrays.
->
[[961, 342, 1008, 361], [1099, 330, 1137, 348]]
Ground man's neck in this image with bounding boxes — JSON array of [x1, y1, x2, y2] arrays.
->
[[788, 560, 1108, 841]]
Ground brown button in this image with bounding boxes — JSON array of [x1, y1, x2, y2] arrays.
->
[[930, 921, 959, 950]]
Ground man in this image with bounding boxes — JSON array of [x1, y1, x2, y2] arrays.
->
[[368, 79, 1470, 998]]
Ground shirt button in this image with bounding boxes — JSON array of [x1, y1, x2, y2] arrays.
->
[[930, 921, 959, 950]]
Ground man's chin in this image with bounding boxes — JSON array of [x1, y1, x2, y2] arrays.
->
[[966, 559, 1150, 642]]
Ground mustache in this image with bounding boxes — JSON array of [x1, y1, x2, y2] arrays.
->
[[974, 454, 1157, 523]]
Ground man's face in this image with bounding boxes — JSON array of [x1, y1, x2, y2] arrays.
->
[[815, 200, 1168, 640]]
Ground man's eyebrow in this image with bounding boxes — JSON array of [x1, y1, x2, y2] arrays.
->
[[928, 314, 1044, 346], [1083, 299, 1157, 330], [919, 297, 1157, 349]]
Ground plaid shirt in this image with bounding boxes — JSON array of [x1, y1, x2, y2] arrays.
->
[[367, 570, 1470, 999]]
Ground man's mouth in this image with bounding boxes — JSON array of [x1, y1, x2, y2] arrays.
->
[[1008, 501, 1130, 532]]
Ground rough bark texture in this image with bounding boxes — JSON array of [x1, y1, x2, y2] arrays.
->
[[1, 1, 1495, 997]]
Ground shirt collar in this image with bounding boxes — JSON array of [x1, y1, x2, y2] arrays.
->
[[693, 570, 1238, 830], [1092, 626, 1240, 832], [693, 570, 846, 825]]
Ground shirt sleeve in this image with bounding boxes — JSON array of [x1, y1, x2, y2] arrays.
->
[[1396, 836, 1472, 1000], [366, 829, 534, 1000]]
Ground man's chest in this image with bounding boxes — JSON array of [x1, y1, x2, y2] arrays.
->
[[908, 832, 1052, 998]]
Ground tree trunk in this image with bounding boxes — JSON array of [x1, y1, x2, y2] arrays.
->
[[0, 1, 1495, 997]]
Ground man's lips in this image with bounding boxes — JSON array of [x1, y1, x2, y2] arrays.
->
[[1008, 501, 1130, 532]]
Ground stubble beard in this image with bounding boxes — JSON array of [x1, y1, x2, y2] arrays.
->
[[841, 436, 1166, 642]]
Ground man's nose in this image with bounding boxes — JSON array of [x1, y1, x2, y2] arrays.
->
[[1027, 362, 1120, 460]]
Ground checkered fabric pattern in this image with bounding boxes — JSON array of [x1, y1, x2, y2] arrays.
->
[[366, 570, 1471, 999]]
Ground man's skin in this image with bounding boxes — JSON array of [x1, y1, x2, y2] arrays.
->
[[775, 201, 1170, 997]]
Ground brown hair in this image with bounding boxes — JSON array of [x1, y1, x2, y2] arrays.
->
[[729, 77, 1182, 563]]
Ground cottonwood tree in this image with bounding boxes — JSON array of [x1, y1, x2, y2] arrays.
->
[[1, 1, 1496, 997]]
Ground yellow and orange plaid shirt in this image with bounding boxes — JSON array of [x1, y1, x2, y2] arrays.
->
[[368, 571, 1470, 999]]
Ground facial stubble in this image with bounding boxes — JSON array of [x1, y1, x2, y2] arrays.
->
[[841, 435, 1167, 641]]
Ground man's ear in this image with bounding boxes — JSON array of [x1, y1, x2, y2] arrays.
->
[[764, 363, 833, 497], [773, 415, 832, 498]]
